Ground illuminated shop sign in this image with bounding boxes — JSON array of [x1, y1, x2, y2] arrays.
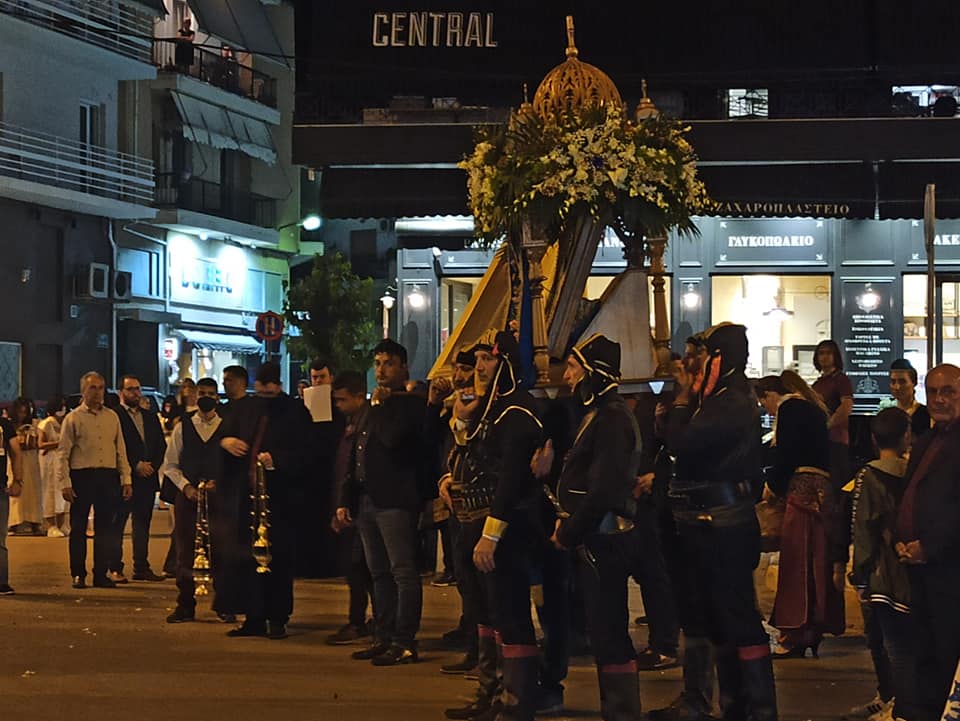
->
[[716, 219, 828, 266], [907, 222, 960, 264], [710, 201, 853, 219], [168, 234, 247, 309], [840, 278, 894, 400]]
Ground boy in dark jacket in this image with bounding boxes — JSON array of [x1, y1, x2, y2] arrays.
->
[[849, 407, 915, 721]]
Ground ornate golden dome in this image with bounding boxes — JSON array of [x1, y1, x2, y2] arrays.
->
[[532, 16, 623, 119]]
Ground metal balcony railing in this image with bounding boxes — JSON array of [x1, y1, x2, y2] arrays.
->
[[153, 39, 278, 109], [0, 0, 154, 64], [155, 173, 276, 228], [0, 120, 155, 206]]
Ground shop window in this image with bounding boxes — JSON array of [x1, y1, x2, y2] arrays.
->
[[440, 277, 481, 344], [892, 85, 960, 117], [711, 275, 830, 381], [903, 275, 960, 400], [117, 247, 162, 299], [727, 88, 768, 118]]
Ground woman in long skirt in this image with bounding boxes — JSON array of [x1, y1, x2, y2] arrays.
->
[[38, 396, 70, 536]]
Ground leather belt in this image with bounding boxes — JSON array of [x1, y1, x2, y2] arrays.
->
[[668, 481, 752, 510]]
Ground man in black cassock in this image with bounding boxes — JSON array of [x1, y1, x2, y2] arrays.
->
[[217, 361, 311, 639]]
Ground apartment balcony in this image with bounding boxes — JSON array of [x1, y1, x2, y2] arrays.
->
[[0, 120, 156, 219], [153, 173, 279, 247], [154, 39, 278, 109], [0, 0, 157, 65]]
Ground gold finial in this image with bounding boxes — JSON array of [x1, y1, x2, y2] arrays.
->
[[635, 77, 660, 120], [565, 15, 578, 58]]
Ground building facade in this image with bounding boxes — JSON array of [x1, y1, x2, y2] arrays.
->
[[0, 0, 161, 403], [115, 0, 300, 394]]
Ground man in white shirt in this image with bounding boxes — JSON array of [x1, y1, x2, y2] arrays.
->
[[59, 372, 132, 589], [158, 377, 225, 622]]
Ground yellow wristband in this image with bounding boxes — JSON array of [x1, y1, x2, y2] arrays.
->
[[482, 516, 508, 540]]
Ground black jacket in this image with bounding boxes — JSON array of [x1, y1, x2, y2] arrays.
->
[[902, 422, 960, 566], [344, 391, 429, 514], [556, 393, 640, 548], [767, 397, 831, 497], [458, 387, 543, 524], [665, 375, 762, 490], [115, 404, 166, 490]]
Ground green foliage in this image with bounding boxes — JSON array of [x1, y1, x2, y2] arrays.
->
[[283, 252, 378, 374]]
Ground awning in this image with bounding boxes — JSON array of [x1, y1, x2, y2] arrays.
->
[[127, 0, 167, 16], [175, 329, 263, 354], [188, 0, 287, 65], [697, 162, 877, 219], [877, 161, 960, 219], [172, 92, 277, 164], [319, 167, 468, 219]]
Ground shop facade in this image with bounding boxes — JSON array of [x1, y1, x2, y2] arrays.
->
[[116, 229, 289, 394], [392, 214, 960, 408]]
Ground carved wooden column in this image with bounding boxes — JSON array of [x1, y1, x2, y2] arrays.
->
[[646, 233, 673, 377], [522, 218, 551, 386]]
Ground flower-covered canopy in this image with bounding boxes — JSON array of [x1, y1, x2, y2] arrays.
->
[[460, 102, 709, 248]]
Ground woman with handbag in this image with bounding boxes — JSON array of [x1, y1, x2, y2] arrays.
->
[[760, 371, 846, 659]]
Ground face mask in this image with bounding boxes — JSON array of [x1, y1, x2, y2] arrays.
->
[[197, 396, 219, 413]]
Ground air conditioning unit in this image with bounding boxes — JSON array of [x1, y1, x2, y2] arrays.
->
[[112, 271, 133, 301], [75, 262, 110, 299]]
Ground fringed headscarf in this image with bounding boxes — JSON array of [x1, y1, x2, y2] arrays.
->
[[699, 322, 749, 401], [571, 333, 621, 406]]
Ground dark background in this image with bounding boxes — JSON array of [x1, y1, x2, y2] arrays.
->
[[295, 0, 960, 122]]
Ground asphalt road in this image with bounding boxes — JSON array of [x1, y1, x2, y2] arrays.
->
[[0, 520, 875, 721]]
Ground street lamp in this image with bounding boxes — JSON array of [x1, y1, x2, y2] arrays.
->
[[380, 291, 395, 339], [277, 214, 322, 232]]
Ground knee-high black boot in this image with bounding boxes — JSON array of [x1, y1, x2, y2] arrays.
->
[[496, 647, 540, 721], [597, 663, 642, 721], [715, 644, 745, 719], [446, 626, 501, 720], [648, 635, 716, 720], [738, 648, 778, 721]]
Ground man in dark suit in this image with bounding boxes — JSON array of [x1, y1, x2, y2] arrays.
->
[[896, 363, 960, 721], [109, 374, 167, 582]]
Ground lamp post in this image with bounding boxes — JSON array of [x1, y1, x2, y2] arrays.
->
[[380, 291, 395, 339]]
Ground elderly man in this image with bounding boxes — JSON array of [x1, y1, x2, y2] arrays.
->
[[59, 372, 133, 589], [896, 363, 960, 721]]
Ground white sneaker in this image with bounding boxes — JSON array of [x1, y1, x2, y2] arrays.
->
[[47, 526, 65, 538], [844, 694, 891, 720], [867, 698, 895, 721]]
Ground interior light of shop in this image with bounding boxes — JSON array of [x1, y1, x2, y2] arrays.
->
[[407, 285, 426, 309], [199, 232, 209, 241], [395, 216, 475, 234], [859, 287, 881, 312], [763, 307, 794, 321], [682, 285, 700, 309]]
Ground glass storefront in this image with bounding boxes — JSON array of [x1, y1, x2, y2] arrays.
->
[[902, 274, 960, 402], [712, 274, 831, 382]]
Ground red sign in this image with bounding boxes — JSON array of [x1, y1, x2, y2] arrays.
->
[[255, 311, 284, 341]]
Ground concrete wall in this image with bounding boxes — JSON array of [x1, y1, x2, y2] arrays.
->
[[0, 197, 113, 402]]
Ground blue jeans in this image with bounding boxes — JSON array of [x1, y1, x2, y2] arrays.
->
[[354, 495, 422, 648], [0, 492, 9, 586]]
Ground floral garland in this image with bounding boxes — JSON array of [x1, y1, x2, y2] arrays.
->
[[459, 104, 710, 247]]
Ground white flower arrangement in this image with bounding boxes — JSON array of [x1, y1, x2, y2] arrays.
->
[[459, 104, 709, 246]]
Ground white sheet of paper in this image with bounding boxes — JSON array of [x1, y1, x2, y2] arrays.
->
[[303, 384, 333, 422]]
